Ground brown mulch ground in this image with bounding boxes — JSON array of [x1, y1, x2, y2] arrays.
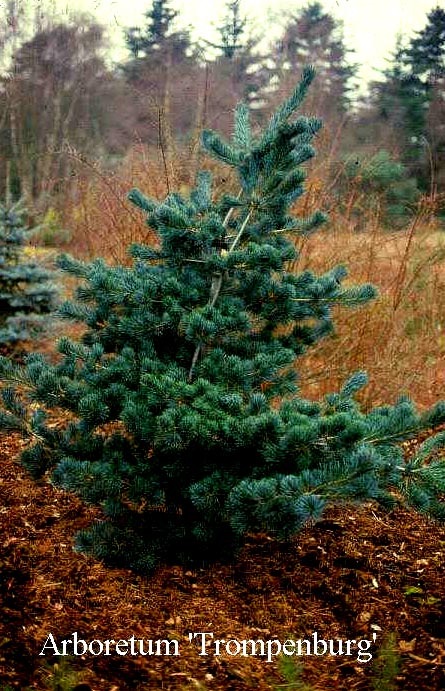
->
[[1, 432, 445, 691]]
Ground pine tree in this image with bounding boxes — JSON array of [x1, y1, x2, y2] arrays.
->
[[370, 8, 445, 191], [125, 0, 190, 61], [365, 40, 426, 188], [341, 150, 420, 229], [122, 1, 198, 146], [404, 6, 445, 192], [265, 2, 357, 125], [405, 6, 445, 82], [207, 0, 248, 59], [0, 200, 57, 345], [1, 68, 445, 573], [203, 0, 266, 128]]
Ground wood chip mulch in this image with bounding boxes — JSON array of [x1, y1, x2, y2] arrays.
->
[[1, 430, 445, 691]]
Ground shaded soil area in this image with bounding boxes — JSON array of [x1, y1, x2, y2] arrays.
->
[[1, 432, 445, 691]]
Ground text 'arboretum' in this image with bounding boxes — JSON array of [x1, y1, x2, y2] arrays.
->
[[40, 631, 379, 663]]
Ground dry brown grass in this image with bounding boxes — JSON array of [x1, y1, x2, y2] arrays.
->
[[293, 211, 445, 409], [59, 144, 237, 263], [58, 149, 445, 411], [57, 148, 163, 263]]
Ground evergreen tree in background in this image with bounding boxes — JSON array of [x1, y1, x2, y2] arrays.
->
[[265, 2, 357, 125], [203, 0, 266, 134], [207, 0, 248, 59], [0, 200, 57, 345], [1, 69, 445, 573], [370, 8, 445, 192], [372, 38, 427, 152], [122, 0, 199, 147], [404, 6, 445, 192], [364, 40, 427, 189], [125, 0, 189, 59], [341, 150, 420, 229], [405, 6, 445, 81]]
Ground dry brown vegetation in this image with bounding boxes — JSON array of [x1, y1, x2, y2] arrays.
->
[[295, 213, 445, 409]]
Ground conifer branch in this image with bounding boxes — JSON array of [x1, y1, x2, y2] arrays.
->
[[188, 206, 252, 381], [365, 426, 426, 445]]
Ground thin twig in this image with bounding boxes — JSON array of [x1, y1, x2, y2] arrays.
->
[[158, 107, 170, 195], [392, 208, 425, 311]]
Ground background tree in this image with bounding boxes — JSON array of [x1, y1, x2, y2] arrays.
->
[[339, 150, 420, 230], [361, 40, 427, 181], [264, 2, 357, 130], [202, 0, 265, 144], [405, 6, 445, 194], [367, 7, 445, 193], [406, 6, 445, 80], [122, 0, 201, 152], [1, 16, 126, 208], [0, 0, 30, 203], [125, 0, 189, 60], [205, 0, 248, 59], [0, 0, 27, 69]]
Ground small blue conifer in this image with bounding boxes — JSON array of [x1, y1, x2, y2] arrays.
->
[[0, 201, 57, 346]]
